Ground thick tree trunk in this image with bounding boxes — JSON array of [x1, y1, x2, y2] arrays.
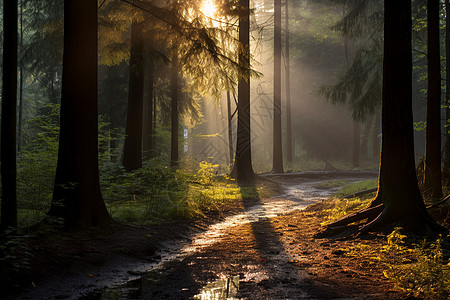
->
[[1, 0, 18, 230], [442, 0, 450, 189], [231, 0, 255, 181], [143, 65, 154, 159], [424, 0, 443, 200], [227, 91, 234, 166], [272, 0, 283, 173], [360, 116, 373, 161], [352, 121, 360, 168], [171, 56, 179, 168], [285, 0, 293, 168], [123, 21, 144, 172], [362, 0, 443, 234], [49, 0, 110, 229]]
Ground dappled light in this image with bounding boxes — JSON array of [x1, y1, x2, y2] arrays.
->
[[2, 0, 450, 299]]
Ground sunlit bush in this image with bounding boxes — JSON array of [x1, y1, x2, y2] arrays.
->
[[380, 228, 450, 299], [101, 159, 243, 224], [348, 228, 450, 299]]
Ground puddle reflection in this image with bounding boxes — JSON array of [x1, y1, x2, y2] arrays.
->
[[193, 276, 240, 300]]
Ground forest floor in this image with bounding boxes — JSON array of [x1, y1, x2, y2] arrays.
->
[[6, 172, 414, 299]]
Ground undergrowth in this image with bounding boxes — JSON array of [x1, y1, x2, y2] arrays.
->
[[10, 104, 262, 227], [101, 158, 266, 225], [347, 228, 450, 299]]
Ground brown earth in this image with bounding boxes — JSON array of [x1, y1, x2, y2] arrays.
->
[[3, 176, 414, 300]]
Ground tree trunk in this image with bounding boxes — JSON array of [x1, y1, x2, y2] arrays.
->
[[1, 0, 18, 230], [153, 83, 157, 150], [352, 121, 360, 168], [360, 116, 373, 161], [143, 64, 154, 159], [231, 0, 256, 181], [443, 0, 450, 189], [424, 0, 443, 200], [122, 21, 144, 172], [227, 90, 234, 166], [17, 1, 24, 154], [285, 0, 293, 169], [171, 55, 179, 168], [272, 0, 283, 173], [49, 0, 111, 229], [372, 113, 381, 160], [362, 0, 443, 234]]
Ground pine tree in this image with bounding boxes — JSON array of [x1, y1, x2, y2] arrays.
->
[[1, 0, 19, 230], [49, 0, 111, 229], [272, 0, 284, 173], [231, 0, 256, 181], [423, 0, 443, 200], [362, 0, 443, 233]]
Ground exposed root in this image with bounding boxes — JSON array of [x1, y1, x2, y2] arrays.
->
[[325, 204, 383, 228], [359, 206, 448, 235]]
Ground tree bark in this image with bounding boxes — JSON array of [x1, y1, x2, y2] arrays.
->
[[227, 90, 234, 166], [231, 0, 256, 181], [49, 0, 111, 229], [171, 55, 179, 168], [1, 0, 18, 230], [272, 0, 283, 173], [285, 0, 293, 168], [424, 0, 443, 200], [362, 0, 443, 234], [17, 1, 24, 154], [442, 0, 450, 189], [123, 21, 144, 172], [153, 83, 157, 150], [143, 64, 154, 159]]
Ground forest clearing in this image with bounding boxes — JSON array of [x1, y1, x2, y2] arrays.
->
[[2, 0, 450, 299]]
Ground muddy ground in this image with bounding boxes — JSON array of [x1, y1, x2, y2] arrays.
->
[[4, 172, 411, 299]]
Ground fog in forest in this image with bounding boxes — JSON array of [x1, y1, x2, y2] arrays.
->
[[188, 0, 374, 173], [3, 0, 450, 298], [8, 0, 434, 173]]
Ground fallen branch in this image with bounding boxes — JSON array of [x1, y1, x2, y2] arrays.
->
[[341, 188, 378, 200]]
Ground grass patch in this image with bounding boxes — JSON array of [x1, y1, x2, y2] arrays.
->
[[333, 179, 378, 198], [316, 180, 347, 189], [319, 179, 378, 226]]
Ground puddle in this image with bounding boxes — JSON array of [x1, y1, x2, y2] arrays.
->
[[193, 276, 240, 300]]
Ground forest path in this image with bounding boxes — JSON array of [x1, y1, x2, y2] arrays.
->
[[81, 171, 397, 300], [16, 171, 406, 300]]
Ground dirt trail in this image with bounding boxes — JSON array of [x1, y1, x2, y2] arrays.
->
[[15, 171, 407, 300]]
